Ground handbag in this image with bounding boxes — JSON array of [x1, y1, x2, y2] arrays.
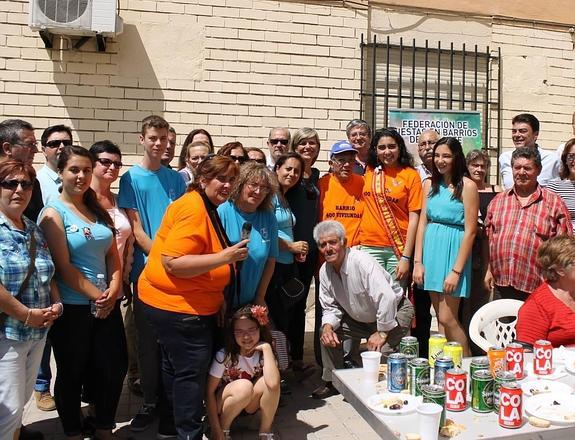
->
[[278, 263, 305, 309]]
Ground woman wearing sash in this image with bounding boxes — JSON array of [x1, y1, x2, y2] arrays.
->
[[356, 128, 423, 282]]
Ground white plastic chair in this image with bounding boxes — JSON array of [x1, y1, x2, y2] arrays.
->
[[468, 299, 524, 353]]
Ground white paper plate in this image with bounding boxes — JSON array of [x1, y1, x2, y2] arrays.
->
[[565, 359, 575, 375], [521, 379, 572, 397], [367, 393, 422, 415], [524, 394, 575, 425], [525, 363, 566, 380]]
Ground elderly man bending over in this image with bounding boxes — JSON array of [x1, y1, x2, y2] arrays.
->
[[311, 220, 414, 399]]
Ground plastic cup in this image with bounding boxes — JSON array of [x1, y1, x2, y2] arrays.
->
[[417, 403, 443, 440], [360, 351, 382, 383]]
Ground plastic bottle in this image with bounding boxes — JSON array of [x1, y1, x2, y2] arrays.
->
[[90, 273, 107, 316]]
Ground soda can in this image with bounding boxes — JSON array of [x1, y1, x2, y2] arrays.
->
[[428, 334, 447, 368], [409, 357, 430, 396], [469, 356, 490, 393], [493, 370, 516, 413], [505, 343, 525, 380], [487, 346, 506, 377], [433, 356, 454, 387], [445, 368, 467, 412], [387, 353, 408, 393], [498, 382, 523, 429], [422, 384, 446, 428], [471, 369, 494, 413], [400, 336, 419, 357], [533, 339, 553, 375], [404, 354, 416, 391], [443, 341, 463, 368]]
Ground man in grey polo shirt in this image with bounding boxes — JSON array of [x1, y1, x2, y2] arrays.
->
[[311, 220, 414, 399]]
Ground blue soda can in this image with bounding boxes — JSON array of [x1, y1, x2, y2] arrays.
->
[[434, 356, 454, 387], [387, 353, 408, 393]]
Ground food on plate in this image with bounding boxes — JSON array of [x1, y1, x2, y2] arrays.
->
[[529, 385, 550, 395], [528, 416, 551, 428], [372, 396, 408, 410], [439, 419, 466, 438], [534, 399, 575, 421]]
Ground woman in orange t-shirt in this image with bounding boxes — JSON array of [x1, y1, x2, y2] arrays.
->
[[137, 156, 248, 439], [357, 128, 423, 282]]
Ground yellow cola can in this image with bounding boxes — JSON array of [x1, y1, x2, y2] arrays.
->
[[428, 334, 447, 368], [443, 341, 463, 368]]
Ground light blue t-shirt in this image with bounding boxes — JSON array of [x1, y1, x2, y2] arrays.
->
[[42, 199, 113, 305], [217, 201, 279, 306], [272, 195, 295, 265], [118, 164, 186, 282]]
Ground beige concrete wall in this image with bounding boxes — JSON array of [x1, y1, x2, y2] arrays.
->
[[1, 0, 574, 174]]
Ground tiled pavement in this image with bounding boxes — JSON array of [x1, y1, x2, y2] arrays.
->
[[22, 303, 385, 440]]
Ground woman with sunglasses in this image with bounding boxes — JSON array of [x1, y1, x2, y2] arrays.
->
[[137, 155, 247, 439], [0, 161, 61, 440], [39, 145, 126, 440], [286, 128, 321, 372], [218, 142, 249, 165], [246, 147, 268, 165], [218, 162, 279, 308]]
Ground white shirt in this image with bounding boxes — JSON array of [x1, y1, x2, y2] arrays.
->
[[36, 165, 60, 204], [319, 248, 404, 332], [499, 146, 559, 190], [416, 164, 431, 182]]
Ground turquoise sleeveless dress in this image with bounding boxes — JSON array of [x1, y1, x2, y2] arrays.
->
[[422, 182, 471, 298]]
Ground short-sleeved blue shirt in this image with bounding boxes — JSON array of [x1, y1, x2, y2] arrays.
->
[[118, 164, 186, 282], [217, 201, 279, 306], [42, 199, 113, 305], [271, 195, 296, 265]]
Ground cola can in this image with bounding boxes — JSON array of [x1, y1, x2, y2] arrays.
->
[[533, 339, 553, 375], [493, 370, 516, 414], [498, 382, 523, 429], [505, 343, 525, 380], [445, 368, 467, 412]]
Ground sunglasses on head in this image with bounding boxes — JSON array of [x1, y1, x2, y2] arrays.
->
[[269, 139, 289, 145], [96, 158, 123, 168], [229, 155, 247, 163], [45, 139, 73, 149], [250, 158, 267, 165], [0, 179, 34, 191]]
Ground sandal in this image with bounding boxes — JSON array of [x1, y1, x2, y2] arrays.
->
[[259, 433, 275, 439]]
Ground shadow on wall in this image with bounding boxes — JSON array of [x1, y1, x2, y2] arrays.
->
[[50, 24, 164, 155]]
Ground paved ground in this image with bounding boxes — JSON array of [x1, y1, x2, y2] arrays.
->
[[23, 300, 436, 439]]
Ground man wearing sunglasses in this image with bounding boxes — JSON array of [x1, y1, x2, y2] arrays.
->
[[37, 125, 73, 205], [266, 127, 290, 169]]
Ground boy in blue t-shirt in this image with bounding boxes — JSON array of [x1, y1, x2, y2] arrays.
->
[[118, 115, 185, 434]]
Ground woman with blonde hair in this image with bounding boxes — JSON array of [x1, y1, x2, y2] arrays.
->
[[516, 235, 575, 347]]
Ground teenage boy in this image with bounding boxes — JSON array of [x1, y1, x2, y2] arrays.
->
[[118, 115, 186, 436]]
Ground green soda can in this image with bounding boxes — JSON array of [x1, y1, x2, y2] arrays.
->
[[471, 369, 494, 413], [422, 384, 446, 428], [493, 371, 516, 413], [409, 357, 430, 396], [400, 336, 419, 357], [469, 356, 490, 393]]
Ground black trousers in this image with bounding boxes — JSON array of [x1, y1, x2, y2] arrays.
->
[[412, 286, 432, 359], [50, 302, 127, 436]]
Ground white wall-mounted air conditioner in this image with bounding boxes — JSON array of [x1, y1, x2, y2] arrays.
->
[[29, 0, 123, 37]]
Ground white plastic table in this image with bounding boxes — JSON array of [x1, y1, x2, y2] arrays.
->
[[332, 354, 575, 439]]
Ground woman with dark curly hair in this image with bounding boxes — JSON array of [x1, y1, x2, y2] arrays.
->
[[356, 128, 423, 281], [206, 305, 280, 440]]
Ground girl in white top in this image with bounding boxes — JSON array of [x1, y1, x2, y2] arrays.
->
[[206, 305, 280, 440], [177, 141, 211, 185]]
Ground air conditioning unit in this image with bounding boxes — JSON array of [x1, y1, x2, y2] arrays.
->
[[29, 0, 123, 37]]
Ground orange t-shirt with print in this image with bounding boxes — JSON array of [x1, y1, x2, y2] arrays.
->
[[138, 190, 230, 316], [318, 173, 364, 246], [357, 166, 423, 247]]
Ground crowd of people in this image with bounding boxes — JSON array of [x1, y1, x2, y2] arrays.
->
[[0, 111, 574, 440]]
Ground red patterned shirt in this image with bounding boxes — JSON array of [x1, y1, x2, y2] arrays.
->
[[485, 186, 572, 294]]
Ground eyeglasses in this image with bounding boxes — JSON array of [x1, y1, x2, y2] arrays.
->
[[250, 158, 267, 165], [332, 155, 356, 164], [418, 140, 436, 148], [246, 182, 271, 193], [269, 139, 289, 145], [96, 158, 123, 169], [14, 142, 38, 150], [45, 139, 73, 149], [567, 153, 575, 163], [233, 327, 259, 337], [229, 155, 247, 163], [0, 179, 34, 191]]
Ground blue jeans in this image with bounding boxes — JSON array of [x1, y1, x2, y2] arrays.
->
[[34, 339, 52, 392], [141, 302, 215, 440]]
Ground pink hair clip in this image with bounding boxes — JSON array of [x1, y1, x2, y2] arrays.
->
[[250, 305, 269, 326]]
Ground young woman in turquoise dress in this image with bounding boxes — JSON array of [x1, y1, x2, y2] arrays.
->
[[413, 137, 478, 357]]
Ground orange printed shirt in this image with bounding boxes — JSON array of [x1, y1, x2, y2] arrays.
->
[[357, 166, 422, 247], [318, 173, 364, 246], [138, 191, 230, 316]]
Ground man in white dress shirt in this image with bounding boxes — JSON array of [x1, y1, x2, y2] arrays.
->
[[499, 113, 559, 189], [311, 220, 414, 399]]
